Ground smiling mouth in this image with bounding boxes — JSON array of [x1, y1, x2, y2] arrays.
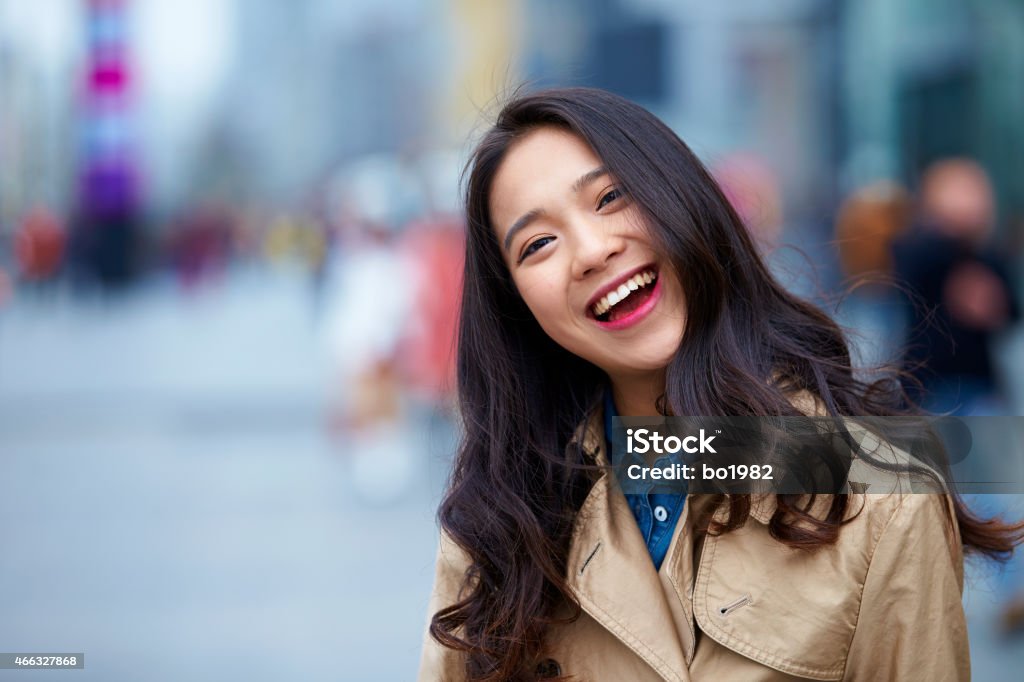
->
[[591, 268, 659, 323]]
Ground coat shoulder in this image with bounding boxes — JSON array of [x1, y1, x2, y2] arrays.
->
[[418, 530, 474, 681]]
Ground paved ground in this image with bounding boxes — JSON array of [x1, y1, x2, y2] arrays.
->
[[1, 267, 1022, 681], [0, 268, 452, 681]]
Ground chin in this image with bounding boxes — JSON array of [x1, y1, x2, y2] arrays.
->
[[634, 338, 682, 369], [604, 353, 674, 378]]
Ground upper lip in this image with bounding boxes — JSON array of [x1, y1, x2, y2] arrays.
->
[[585, 263, 658, 317]]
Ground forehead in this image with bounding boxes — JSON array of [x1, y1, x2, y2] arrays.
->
[[489, 127, 602, 231]]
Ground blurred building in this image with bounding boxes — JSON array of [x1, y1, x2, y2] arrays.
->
[[0, 1, 81, 242], [210, 0, 447, 205], [1, 0, 1022, 267], [521, 0, 1024, 239], [522, 0, 843, 231], [842, 0, 1024, 223]]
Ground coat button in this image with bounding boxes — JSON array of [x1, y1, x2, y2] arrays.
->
[[535, 658, 561, 678], [654, 505, 669, 522]]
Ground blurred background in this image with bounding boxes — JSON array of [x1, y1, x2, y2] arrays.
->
[[2, 0, 1024, 679]]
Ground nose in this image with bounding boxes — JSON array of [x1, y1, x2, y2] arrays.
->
[[570, 220, 626, 280]]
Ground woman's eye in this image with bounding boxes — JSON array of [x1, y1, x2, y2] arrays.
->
[[598, 188, 623, 210], [519, 236, 554, 263]]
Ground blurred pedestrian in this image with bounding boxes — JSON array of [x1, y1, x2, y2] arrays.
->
[[397, 216, 464, 407], [169, 202, 235, 291], [14, 206, 67, 287], [892, 159, 1020, 415], [323, 217, 417, 503], [833, 180, 912, 368]]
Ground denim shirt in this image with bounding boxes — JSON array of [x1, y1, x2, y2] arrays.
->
[[603, 390, 686, 571]]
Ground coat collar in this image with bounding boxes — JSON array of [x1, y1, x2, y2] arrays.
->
[[564, 405, 775, 681], [561, 391, 880, 681], [566, 407, 691, 681]]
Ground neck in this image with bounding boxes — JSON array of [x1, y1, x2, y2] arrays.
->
[[609, 369, 666, 417]]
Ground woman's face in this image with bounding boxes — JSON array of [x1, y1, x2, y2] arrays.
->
[[489, 126, 687, 383]]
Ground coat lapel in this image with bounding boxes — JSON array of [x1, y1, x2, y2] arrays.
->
[[566, 412, 691, 682]]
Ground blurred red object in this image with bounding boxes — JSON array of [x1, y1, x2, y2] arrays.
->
[[712, 153, 782, 246], [14, 207, 67, 281], [834, 181, 911, 279], [398, 217, 465, 403]]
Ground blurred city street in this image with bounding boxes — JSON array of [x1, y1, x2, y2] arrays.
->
[[0, 269, 453, 681], [3, 0, 1024, 679], [2, 275, 1024, 679]]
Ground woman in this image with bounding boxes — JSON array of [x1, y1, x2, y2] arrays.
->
[[419, 87, 1022, 681]]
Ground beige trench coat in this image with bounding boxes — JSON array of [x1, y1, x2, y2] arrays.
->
[[418, 411, 969, 681]]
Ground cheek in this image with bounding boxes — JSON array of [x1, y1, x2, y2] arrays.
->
[[527, 303, 571, 345], [514, 273, 560, 317], [514, 274, 579, 340], [514, 272, 555, 299]]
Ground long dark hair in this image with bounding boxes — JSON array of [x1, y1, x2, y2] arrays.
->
[[431, 86, 1024, 681]]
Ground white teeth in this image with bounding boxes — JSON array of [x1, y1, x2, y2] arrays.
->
[[591, 269, 658, 318]]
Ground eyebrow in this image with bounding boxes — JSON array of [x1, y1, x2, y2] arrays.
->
[[501, 166, 609, 254]]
